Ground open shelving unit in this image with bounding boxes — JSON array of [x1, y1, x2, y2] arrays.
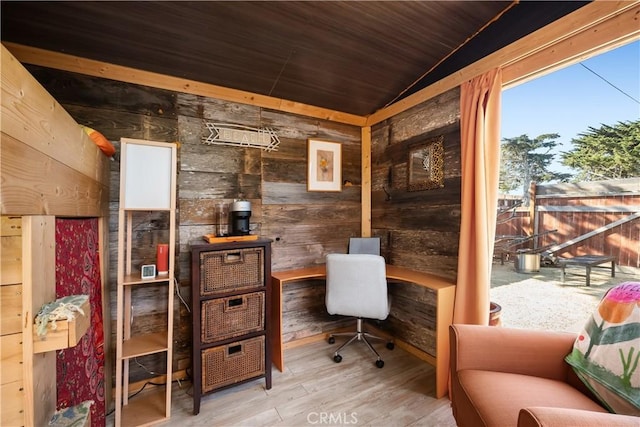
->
[[115, 138, 177, 427]]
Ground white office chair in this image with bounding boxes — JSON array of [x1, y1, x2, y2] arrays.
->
[[325, 253, 394, 368], [348, 237, 380, 255]]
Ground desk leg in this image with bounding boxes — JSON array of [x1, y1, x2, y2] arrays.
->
[[436, 286, 456, 399], [271, 279, 284, 372], [586, 266, 591, 287]]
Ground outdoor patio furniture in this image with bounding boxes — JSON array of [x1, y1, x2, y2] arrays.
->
[[558, 255, 616, 286]]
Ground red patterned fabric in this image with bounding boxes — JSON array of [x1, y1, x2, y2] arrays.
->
[[55, 218, 105, 426]]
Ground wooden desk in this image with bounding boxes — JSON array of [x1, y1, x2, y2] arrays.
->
[[271, 264, 456, 398], [559, 255, 616, 286]]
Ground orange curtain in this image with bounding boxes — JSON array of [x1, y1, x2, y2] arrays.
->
[[454, 68, 502, 325]]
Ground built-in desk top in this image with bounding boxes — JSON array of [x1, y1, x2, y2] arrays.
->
[[272, 264, 454, 291]]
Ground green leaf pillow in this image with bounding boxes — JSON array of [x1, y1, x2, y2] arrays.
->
[[565, 281, 640, 416]]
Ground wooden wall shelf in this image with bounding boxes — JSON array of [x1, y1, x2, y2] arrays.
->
[[33, 300, 91, 354]]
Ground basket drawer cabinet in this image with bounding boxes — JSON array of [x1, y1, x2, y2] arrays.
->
[[190, 239, 272, 415]]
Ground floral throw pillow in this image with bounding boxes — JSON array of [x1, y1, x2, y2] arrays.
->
[[49, 400, 93, 426], [565, 282, 640, 415]]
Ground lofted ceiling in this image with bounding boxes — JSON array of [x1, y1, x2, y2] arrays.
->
[[1, 1, 588, 117]]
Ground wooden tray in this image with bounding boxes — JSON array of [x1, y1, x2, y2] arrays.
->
[[202, 234, 259, 244]]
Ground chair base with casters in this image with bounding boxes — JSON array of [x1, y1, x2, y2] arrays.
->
[[328, 318, 394, 368]]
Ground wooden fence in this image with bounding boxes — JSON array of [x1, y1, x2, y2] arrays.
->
[[495, 178, 640, 268]]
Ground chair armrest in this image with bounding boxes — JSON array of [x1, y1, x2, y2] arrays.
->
[[450, 324, 577, 381], [518, 407, 639, 427]]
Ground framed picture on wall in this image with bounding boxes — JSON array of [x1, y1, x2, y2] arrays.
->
[[307, 139, 342, 192]]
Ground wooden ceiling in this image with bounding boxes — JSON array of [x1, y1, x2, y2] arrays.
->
[[0, 1, 587, 116]]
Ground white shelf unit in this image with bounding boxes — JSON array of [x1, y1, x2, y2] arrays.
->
[[115, 138, 177, 427]]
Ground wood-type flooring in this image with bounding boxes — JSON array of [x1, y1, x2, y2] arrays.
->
[[110, 339, 457, 426]]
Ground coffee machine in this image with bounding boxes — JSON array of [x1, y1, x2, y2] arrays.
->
[[230, 200, 251, 235]]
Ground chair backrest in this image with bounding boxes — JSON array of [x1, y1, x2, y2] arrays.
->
[[348, 237, 380, 255], [325, 253, 389, 320]]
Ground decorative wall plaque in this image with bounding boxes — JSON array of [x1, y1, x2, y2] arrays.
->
[[203, 122, 280, 151], [408, 135, 445, 191]]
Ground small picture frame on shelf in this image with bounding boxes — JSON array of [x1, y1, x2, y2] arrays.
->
[[307, 139, 342, 192]]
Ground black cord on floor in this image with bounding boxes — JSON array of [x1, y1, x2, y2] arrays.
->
[[105, 375, 191, 418]]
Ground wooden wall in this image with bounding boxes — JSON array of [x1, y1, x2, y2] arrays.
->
[[25, 65, 362, 382], [369, 88, 461, 356], [370, 88, 461, 280], [24, 63, 464, 380], [274, 88, 463, 351]]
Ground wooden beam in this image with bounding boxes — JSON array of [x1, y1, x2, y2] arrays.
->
[[2, 42, 367, 127], [538, 205, 640, 212], [98, 216, 112, 414], [361, 126, 372, 237], [366, 0, 640, 126], [21, 216, 57, 427], [502, 4, 640, 88]]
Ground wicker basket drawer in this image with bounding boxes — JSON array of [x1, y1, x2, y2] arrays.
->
[[201, 292, 265, 343], [200, 247, 264, 295], [201, 336, 265, 393]]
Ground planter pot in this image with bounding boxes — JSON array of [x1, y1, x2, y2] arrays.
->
[[489, 302, 502, 326]]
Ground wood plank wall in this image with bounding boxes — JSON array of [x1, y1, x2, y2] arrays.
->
[[370, 87, 461, 280], [25, 65, 362, 382], [368, 87, 461, 356]]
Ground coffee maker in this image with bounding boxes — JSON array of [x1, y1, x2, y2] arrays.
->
[[230, 200, 251, 235]]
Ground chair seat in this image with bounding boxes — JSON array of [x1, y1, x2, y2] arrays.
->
[[457, 370, 607, 427]]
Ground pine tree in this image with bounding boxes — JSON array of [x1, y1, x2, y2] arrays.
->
[[562, 119, 640, 181], [499, 133, 572, 204]]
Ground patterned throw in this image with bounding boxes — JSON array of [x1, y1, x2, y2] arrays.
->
[[565, 281, 640, 416], [55, 219, 105, 426]]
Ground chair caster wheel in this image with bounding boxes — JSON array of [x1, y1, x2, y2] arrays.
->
[[333, 354, 342, 363], [376, 360, 384, 368], [328, 336, 335, 344], [386, 342, 395, 350]]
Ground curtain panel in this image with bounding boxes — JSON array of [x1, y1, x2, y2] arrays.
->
[[455, 68, 503, 325]]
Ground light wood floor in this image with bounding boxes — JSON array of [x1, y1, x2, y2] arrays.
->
[[121, 338, 457, 426]]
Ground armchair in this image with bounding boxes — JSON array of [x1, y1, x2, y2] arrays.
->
[[449, 324, 638, 427]]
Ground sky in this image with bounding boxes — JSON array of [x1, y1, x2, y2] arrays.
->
[[501, 39, 640, 175]]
